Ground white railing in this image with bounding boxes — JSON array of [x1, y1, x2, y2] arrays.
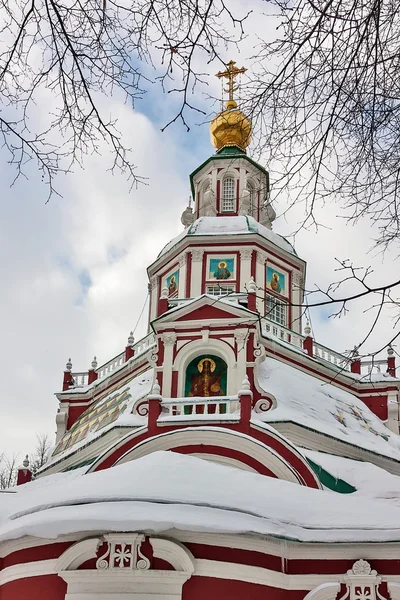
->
[[261, 320, 305, 349], [96, 351, 125, 380], [360, 359, 388, 376], [160, 395, 239, 417], [312, 341, 351, 371], [71, 371, 89, 387], [69, 332, 157, 389], [133, 332, 157, 357]]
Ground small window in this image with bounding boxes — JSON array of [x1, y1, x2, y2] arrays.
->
[[206, 284, 236, 296], [266, 294, 287, 327], [222, 177, 235, 212]]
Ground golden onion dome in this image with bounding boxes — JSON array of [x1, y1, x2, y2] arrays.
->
[[211, 60, 252, 153], [210, 99, 252, 153]]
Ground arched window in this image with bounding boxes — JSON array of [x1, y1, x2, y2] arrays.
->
[[221, 177, 235, 212]]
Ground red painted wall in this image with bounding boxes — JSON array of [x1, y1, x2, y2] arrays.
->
[[183, 577, 308, 600], [0, 575, 66, 600]]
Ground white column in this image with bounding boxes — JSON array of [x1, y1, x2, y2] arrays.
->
[[234, 329, 248, 398], [161, 332, 177, 397], [291, 271, 303, 333], [190, 249, 204, 297], [239, 248, 252, 292], [178, 253, 187, 298], [149, 276, 159, 322], [256, 251, 266, 315]]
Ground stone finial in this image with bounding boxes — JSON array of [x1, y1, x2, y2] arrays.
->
[[241, 375, 251, 391], [128, 331, 135, 346], [387, 345, 394, 356], [181, 205, 195, 228], [247, 276, 257, 294], [91, 356, 98, 369], [352, 345, 359, 357], [22, 454, 29, 468], [160, 286, 169, 300], [65, 358, 72, 372], [304, 321, 311, 336], [151, 379, 161, 396]]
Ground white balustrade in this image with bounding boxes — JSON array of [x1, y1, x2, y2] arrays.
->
[[69, 333, 157, 389], [160, 396, 239, 418], [70, 371, 89, 387], [262, 319, 305, 349], [312, 341, 351, 371], [360, 359, 388, 375]]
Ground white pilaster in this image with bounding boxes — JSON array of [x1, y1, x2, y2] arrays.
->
[[256, 251, 267, 315], [190, 249, 204, 297], [178, 253, 187, 298], [161, 332, 177, 397], [239, 248, 252, 292]]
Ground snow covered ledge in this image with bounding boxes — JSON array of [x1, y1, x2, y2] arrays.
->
[[56, 534, 195, 600]]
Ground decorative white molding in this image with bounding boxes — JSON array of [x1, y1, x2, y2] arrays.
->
[[151, 538, 195, 574], [57, 535, 195, 599], [0, 559, 57, 586], [178, 253, 187, 267], [388, 582, 400, 600], [240, 247, 253, 260], [96, 534, 150, 571], [340, 560, 385, 600], [303, 583, 341, 600], [256, 251, 267, 265], [161, 332, 177, 347], [254, 396, 276, 413], [56, 537, 101, 571], [149, 276, 158, 291], [234, 328, 248, 345], [191, 249, 204, 262]]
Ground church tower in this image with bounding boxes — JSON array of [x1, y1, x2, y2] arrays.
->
[[4, 61, 400, 600]]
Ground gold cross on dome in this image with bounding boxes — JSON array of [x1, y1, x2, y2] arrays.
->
[[216, 60, 247, 107]]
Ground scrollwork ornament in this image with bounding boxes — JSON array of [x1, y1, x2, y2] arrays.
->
[[96, 543, 111, 570], [134, 400, 149, 416], [254, 398, 272, 413]]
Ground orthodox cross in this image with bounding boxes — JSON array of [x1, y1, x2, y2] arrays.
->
[[216, 60, 247, 106]]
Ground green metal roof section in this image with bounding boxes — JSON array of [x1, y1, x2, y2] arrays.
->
[[306, 458, 357, 494], [189, 150, 270, 199]]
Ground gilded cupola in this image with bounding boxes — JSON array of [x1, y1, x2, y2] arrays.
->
[[210, 60, 252, 153]]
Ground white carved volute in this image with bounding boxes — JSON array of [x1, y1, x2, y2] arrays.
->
[[340, 560, 385, 600], [96, 534, 150, 571]]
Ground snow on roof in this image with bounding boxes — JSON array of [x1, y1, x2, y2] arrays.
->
[[3, 452, 400, 544], [48, 369, 154, 464], [255, 357, 400, 461], [157, 216, 296, 258], [304, 450, 400, 505]]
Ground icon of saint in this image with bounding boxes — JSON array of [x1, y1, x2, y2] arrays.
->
[[168, 275, 177, 295], [214, 261, 231, 280], [188, 358, 225, 397], [270, 272, 281, 294]]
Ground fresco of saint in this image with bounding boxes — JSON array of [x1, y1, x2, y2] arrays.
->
[[266, 266, 286, 296], [187, 357, 226, 397], [165, 270, 179, 296], [209, 257, 235, 280]]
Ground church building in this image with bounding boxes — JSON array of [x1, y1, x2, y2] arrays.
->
[[2, 61, 400, 600]]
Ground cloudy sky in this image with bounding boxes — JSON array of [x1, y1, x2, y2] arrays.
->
[[0, 1, 398, 459]]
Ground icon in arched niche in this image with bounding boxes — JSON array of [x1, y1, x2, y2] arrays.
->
[[184, 355, 228, 414], [185, 355, 227, 397]]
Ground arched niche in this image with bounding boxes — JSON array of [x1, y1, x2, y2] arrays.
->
[[173, 337, 239, 397], [185, 354, 228, 398]]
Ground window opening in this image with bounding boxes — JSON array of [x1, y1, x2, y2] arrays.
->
[[222, 177, 235, 212], [266, 294, 287, 327], [206, 284, 236, 296]]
